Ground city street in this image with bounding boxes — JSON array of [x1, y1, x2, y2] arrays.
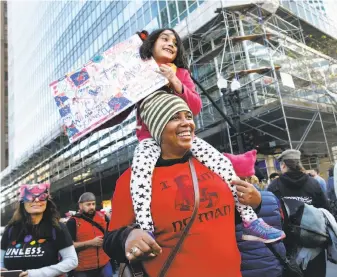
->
[[327, 261, 337, 277], [0, 0, 336, 277]]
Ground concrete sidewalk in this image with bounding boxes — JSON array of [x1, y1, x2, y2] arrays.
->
[[327, 261, 337, 277], [326, 262, 337, 277]]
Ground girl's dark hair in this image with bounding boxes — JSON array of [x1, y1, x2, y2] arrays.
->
[[138, 29, 189, 69], [8, 199, 61, 239], [283, 159, 305, 173]]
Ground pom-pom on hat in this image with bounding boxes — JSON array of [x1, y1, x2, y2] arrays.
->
[[139, 91, 192, 144], [223, 150, 257, 177], [19, 183, 50, 202], [136, 30, 149, 41]]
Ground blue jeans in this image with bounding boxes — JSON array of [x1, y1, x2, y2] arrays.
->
[[73, 262, 112, 277]]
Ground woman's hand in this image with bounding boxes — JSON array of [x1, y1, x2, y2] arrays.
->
[[125, 229, 162, 262], [90, 236, 104, 247], [19, 272, 28, 277], [1, 268, 8, 277], [157, 64, 176, 82], [231, 179, 262, 209]]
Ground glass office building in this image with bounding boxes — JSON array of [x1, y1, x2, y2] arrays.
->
[[280, 0, 336, 38], [2, 0, 336, 221], [308, 0, 327, 14], [5, 0, 335, 175], [7, 0, 204, 166], [0, 1, 8, 171]]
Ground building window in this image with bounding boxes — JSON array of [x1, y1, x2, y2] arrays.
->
[[113, 18, 118, 33], [117, 1, 122, 13], [137, 8, 144, 29], [118, 11, 124, 26], [160, 6, 169, 28], [151, 1, 159, 18], [144, 3, 151, 25], [189, 0, 197, 13], [168, 0, 178, 26], [178, 0, 187, 21]]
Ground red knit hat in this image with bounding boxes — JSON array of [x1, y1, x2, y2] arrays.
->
[[224, 150, 257, 178]]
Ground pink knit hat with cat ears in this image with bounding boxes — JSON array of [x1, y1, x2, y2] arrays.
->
[[19, 183, 50, 202], [224, 150, 257, 177]]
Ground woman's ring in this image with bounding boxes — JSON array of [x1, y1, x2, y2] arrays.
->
[[240, 192, 244, 197], [130, 247, 139, 255]]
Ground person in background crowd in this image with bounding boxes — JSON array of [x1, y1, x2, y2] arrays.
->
[[327, 166, 336, 201], [268, 150, 330, 277], [100, 208, 112, 221], [254, 165, 266, 183], [60, 212, 73, 224], [327, 165, 337, 220], [0, 184, 78, 277], [66, 193, 111, 277], [310, 168, 327, 194], [269, 172, 280, 182], [246, 175, 262, 191]]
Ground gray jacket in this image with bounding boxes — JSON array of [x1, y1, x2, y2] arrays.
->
[[295, 204, 337, 269]]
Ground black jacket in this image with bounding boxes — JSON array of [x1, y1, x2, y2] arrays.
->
[[268, 171, 329, 210], [268, 171, 329, 276]]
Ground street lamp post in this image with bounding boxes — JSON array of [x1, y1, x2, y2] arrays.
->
[[217, 76, 244, 153], [216, 76, 233, 153]]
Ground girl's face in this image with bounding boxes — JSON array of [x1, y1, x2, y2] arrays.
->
[[152, 30, 178, 64]]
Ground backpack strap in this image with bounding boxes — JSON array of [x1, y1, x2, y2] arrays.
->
[[8, 226, 13, 241], [158, 159, 201, 277], [73, 214, 106, 234], [52, 227, 57, 240]]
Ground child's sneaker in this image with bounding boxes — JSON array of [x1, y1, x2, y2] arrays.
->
[[242, 218, 286, 243]]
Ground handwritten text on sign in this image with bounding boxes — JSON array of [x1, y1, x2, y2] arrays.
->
[[50, 35, 167, 143]]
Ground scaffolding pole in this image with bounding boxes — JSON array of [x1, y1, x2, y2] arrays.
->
[[316, 102, 333, 163], [237, 13, 258, 105], [211, 38, 234, 153], [258, 9, 293, 149], [296, 112, 318, 151]]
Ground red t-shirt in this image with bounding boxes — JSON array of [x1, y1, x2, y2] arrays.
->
[[109, 158, 241, 277]]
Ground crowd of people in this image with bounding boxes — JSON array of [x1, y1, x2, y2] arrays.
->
[[1, 28, 337, 277]]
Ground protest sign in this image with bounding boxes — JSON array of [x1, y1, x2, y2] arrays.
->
[[50, 35, 167, 143]]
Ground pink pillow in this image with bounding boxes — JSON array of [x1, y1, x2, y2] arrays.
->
[[223, 150, 257, 178]]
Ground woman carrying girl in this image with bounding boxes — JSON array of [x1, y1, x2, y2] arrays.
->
[[103, 29, 284, 243]]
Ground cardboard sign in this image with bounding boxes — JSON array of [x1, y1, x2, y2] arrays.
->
[[50, 35, 167, 143]]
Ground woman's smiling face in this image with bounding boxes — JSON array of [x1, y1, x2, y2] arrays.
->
[[24, 196, 47, 215], [160, 111, 195, 159]]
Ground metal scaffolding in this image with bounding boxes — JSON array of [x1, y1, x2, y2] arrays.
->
[[184, 1, 337, 158]]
